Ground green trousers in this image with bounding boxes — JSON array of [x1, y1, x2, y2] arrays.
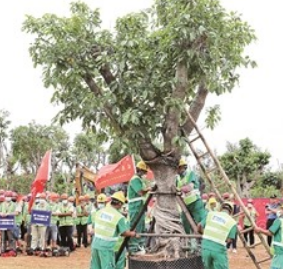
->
[[202, 249, 229, 269], [115, 250, 126, 269], [181, 198, 206, 234], [90, 248, 115, 269], [128, 202, 145, 252], [271, 254, 283, 269]]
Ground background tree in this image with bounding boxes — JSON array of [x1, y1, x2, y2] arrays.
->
[[72, 131, 107, 169], [0, 109, 11, 177], [219, 138, 271, 197], [10, 121, 70, 174], [23, 0, 256, 254]]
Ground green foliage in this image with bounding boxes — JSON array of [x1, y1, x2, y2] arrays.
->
[[72, 131, 107, 169], [220, 138, 271, 196], [0, 174, 34, 194], [0, 110, 11, 143], [0, 110, 11, 171], [10, 121, 70, 173], [250, 185, 281, 198], [22, 0, 256, 158], [205, 105, 221, 129]]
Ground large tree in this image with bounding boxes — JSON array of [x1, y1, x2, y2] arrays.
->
[[72, 131, 107, 169], [0, 110, 11, 176], [219, 138, 271, 197], [23, 0, 256, 254], [10, 122, 70, 174]]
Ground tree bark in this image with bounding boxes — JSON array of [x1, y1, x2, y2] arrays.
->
[[148, 159, 186, 258], [164, 62, 188, 154], [181, 84, 208, 135]]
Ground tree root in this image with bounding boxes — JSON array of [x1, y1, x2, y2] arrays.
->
[[150, 204, 186, 258]]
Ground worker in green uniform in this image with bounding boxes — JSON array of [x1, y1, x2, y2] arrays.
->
[[255, 205, 283, 269], [76, 196, 89, 248], [176, 158, 206, 234], [198, 202, 237, 269], [0, 191, 17, 253], [127, 160, 151, 255], [90, 191, 136, 269], [87, 193, 107, 228]]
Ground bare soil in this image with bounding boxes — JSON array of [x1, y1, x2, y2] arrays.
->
[[0, 246, 270, 269]]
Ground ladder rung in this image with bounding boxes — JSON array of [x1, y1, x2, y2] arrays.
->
[[206, 166, 217, 174], [240, 226, 254, 234], [215, 181, 226, 189], [233, 212, 244, 219], [189, 135, 201, 144], [247, 241, 262, 249], [197, 151, 210, 160], [257, 257, 272, 264]]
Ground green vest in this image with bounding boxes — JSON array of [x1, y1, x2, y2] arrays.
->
[[272, 219, 283, 248], [15, 202, 23, 225], [243, 209, 256, 226], [2, 201, 16, 214], [59, 204, 73, 227], [76, 205, 88, 225], [203, 211, 236, 246], [91, 209, 96, 224], [95, 206, 123, 242], [176, 171, 200, 205], [50, 203, 59, 225]]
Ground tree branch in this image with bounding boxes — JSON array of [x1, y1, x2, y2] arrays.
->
[[83, 74, 122, 133], [163, 62, 188, 153], [181, 84, 208, 135]]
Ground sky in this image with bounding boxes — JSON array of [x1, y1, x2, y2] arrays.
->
[[0, 0, 282, 169]]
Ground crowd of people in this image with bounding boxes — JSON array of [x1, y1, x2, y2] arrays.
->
[[0, 158, 283, 269]]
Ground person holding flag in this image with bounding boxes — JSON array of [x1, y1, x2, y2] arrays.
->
[[30, 193, 50, 256]]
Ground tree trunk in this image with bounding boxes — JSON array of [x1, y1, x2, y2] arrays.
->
[[149, 162, 186, 258]]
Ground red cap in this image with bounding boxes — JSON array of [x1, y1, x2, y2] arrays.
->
[[222, 192, 230, 199], [202, 193, 208, 199], [5, 191, 13, 197]]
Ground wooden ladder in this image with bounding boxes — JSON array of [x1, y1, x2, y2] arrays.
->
[[184, 113, 272, 269]]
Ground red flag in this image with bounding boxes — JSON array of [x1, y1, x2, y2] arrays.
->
[[95, 155, 135, 189], [28, 150, 52, 211]]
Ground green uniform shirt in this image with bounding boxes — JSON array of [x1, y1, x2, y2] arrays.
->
[[176, 170, 199, 189], [128, 176, 144, 200], [200, 214, 237, 252], [269, 218, 283, 255], [92, 211, 128, 250]]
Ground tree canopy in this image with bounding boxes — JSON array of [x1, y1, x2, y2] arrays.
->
[[23, 0, 256, 169], [219, 138, 271, 197], [10, 122, 69, 174]]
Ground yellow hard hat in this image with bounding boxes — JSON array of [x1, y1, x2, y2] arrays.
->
[[136, 161, 148, 172], [209, 197, 217, 204], [179, 158, 187, 167], [111, 191, 126, 204], [97, 193, 107, 203]]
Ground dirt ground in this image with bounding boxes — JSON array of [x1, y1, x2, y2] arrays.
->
[[0, 246, 270, 269]]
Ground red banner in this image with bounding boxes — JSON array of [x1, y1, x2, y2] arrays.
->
[[28, 150, 52, 211], [95, 155, 136, 189], [239, 198, 269, 228]]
